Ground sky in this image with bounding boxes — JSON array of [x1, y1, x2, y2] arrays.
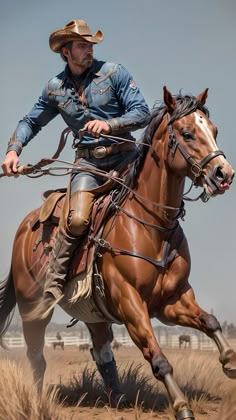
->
[[1, 0, 236, 326]]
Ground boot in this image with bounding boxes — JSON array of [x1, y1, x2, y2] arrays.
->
[[96, 359, 129, 407], [31, 229, 80, 320]]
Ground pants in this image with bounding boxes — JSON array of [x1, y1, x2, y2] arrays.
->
[[44, 147, 138, 298], [65, 147, 138, 236]]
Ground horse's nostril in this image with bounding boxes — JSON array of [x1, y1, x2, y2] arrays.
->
[[214, 166, 225, 180]]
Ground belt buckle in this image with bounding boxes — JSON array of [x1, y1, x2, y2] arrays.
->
[[92, 146, 107, 159]]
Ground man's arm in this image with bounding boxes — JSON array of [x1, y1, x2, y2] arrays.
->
[[106, 64, 151, 134], [5, 85, 59, 157]]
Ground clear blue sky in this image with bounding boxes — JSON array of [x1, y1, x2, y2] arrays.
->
[[1, 0, 236, 325]]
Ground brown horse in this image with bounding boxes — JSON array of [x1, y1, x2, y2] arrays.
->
[[52, 340, 64, 350], [179, 334, 191, 349], [0, 86, 235, 420], [112, 339, 122, 351], [79, 343, 90, 351]]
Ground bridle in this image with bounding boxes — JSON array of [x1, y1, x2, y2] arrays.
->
[[167, 114, 225, 182]]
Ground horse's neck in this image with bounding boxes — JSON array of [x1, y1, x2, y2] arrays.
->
[[134, 136, 185, 223]]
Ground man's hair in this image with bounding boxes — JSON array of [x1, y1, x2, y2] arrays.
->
[[60, 41, 73, 62]]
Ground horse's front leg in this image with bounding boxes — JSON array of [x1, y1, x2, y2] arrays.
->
[[160, 281, 236, 379], [86, 321, 127, 406], [113, 286, 195, 420]]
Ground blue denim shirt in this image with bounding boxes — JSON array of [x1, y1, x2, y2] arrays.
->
[[7, 60, 151, 155]]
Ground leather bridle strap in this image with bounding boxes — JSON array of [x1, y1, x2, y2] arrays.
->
[[198, 150, 225, 170], [167, 121, 225, 178]]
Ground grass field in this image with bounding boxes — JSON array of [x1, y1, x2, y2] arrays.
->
[[0, 344, 236, 419]]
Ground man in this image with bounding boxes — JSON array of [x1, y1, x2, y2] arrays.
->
[[1, 19, 150, 318]]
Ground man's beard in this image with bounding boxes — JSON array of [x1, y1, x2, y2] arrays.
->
[[71, 53, 93, 69]]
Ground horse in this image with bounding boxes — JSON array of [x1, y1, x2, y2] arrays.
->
[[179, 334, 191, 349], [0, 86, 235, 420], [52, 340, 64, 350], [112, 339, 122, 351], [79, 343, 90, 351]]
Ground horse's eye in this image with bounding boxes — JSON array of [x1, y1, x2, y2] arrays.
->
[[183, 132, 193, 141]]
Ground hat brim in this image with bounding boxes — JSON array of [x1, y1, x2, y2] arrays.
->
[[49, 30, 103, 52]]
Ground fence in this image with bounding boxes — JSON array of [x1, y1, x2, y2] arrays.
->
[[2, 336, 91, 349], [3, 333, 234, 352]]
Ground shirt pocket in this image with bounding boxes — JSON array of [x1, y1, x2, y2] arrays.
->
[[48, 88, 76, 115], [58, 98, 77, 115]]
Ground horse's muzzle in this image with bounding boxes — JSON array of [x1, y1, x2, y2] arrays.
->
[[203, 164, 234, 197]]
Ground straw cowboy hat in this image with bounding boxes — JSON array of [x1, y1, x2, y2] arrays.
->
[[49, 19, 103, 53]]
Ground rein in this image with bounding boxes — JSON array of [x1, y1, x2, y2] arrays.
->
[[1, 113, 222, 270], [110, 192, 183, 232], [13, 156, 186, 218], [1, 114, 223, 211]]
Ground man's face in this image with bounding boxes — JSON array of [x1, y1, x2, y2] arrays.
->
[[63, 40, 94, 71]]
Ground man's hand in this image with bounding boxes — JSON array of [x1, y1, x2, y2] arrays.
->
[[1, 151, 19, 176], [83, 120, 111, 138]]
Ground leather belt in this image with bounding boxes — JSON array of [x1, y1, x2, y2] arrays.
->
[[75, 142, 135, 159]]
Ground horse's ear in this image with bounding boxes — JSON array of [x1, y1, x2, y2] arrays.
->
[[196, 88, 209, 105], [163, 86, 176, 113]]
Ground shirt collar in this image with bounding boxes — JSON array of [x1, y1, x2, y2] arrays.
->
[[63, 60, 103, 84]]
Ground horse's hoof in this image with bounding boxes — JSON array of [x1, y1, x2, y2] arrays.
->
[[223, 364, 236, 379], [175, 408, 195, 419], [220, 349, 236, 379]]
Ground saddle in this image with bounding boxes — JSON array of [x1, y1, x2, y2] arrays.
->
[[31, 188, 114, 281]]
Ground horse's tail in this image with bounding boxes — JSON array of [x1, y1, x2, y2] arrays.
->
[[0, 267, 16, 343]]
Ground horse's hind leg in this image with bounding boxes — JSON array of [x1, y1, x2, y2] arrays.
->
[[161, 283, 236, 379], [86, 322, 127, 406], [22, 318, 49, 393]]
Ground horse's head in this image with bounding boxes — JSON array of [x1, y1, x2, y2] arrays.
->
[[163, 86, 234, 199]]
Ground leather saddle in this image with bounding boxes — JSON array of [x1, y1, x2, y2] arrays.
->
[[31, 188, 114, 280]]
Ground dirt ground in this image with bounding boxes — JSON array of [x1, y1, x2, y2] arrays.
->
[[0, 344, 234, 420]]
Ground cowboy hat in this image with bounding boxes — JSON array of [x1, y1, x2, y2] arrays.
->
[[49, 19, 103, 52]]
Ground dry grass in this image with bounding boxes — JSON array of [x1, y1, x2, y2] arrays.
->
[[215, 384, 236, 420], [0, 359, 62, 420], [0, 347, 235, 419], [52, 350, 236, 419]]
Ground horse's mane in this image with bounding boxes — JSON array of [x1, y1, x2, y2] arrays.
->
[[124, 92, 210, 191]]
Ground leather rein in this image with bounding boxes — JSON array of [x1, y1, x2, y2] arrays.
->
[[92, 114, 227, 268], [1, 120, 225, 269]]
